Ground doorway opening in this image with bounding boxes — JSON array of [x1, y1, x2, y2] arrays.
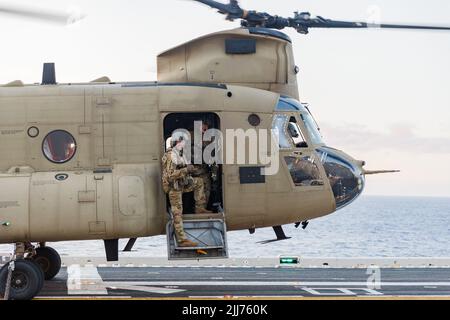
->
[[163, 112, 223, 213]]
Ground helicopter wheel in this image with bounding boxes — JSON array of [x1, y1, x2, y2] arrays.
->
[[31, 246, 62, 280], [0, 259, 45, 300]]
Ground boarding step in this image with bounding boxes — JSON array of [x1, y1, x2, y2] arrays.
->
[[166, 218, 228, 260], [182, 212, 225, 221]]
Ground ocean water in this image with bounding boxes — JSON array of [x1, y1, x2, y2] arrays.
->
[[1, 196, 449, 258]]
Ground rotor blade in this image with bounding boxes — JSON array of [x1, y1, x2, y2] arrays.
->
[[191, 0, 450, 34], [192, 0, 244, 20], [193, 0, 233, 13], [304, 18, 450, 31], [0, 4, 82, 25]]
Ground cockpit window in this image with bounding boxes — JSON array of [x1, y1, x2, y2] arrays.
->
[[272, 114, 291, 149], [301, 112, 324, 145], [287, 117, 308, 148], [275, 97, 325, 146], [285, 156, 324, 187]]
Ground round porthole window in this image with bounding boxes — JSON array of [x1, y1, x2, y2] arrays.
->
[[42, 130, 77, 164]]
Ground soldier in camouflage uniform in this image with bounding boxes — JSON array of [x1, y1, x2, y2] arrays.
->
[[287, 156, 323, 186], [190, 121, 213, 206], [162, 131, 212, 248]]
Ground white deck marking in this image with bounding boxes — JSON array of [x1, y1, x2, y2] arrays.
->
[[105, 283, 185, 295], [301, 288, 383, 296], [93, 281, 450, 287], [67, 264, 108, 295], [302, 288, 352, 296], [364, 288, 384, 295]]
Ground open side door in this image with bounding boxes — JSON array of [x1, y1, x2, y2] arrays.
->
[[162, 112, 229, 260]]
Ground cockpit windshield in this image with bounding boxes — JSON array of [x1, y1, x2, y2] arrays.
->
[[316, 147, 365, 209], [301, 112, 324, 145], [276, 97, 325, 146]]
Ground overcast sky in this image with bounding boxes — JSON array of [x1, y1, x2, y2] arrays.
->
[[1, 0, 450, 197]]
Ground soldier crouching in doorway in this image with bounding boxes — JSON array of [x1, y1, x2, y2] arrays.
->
[[162, 131, 212, 248]]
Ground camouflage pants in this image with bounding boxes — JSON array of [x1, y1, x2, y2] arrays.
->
[[199, 173, 211, 205], [168, 177, 206, 242]]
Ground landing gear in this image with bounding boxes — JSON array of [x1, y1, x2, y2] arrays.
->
[[0, 259, 44, 300], [0, 243, 62, 300], [295, 221, 309, 229], [31, 246, 61, 280], [257, 226, 292, 244]]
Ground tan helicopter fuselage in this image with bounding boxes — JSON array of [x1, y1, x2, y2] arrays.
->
[[0, 83, 338, 244], [0, 28, 341, 245]]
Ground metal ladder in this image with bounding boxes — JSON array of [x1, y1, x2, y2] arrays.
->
[[166, 205, 228, 260]]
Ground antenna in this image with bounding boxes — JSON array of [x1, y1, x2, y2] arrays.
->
[[42, 63, 56, 85]]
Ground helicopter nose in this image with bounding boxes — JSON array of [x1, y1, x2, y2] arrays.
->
[[317, 147, 365, 210]]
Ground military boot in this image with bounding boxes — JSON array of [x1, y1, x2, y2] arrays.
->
[[178, 239, 198, 247]]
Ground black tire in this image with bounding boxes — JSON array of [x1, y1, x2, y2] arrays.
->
[[28, 260, 45, 295], [0, 260, 45, 300], [32, 246, 61, 280]]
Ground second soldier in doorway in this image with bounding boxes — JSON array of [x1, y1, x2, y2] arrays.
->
[[162, 131, 212, 248], [190, 122, 211, 205]]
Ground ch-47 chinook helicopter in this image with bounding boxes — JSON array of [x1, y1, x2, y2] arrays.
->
[[0, 0, 449, 299]]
